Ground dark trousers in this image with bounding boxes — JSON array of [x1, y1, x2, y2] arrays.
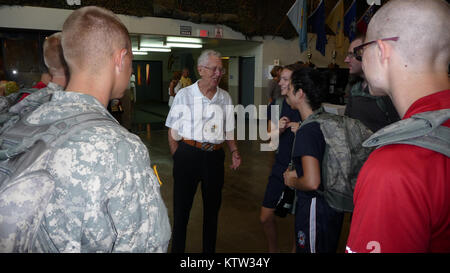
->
[[171, 142, 225, 253]]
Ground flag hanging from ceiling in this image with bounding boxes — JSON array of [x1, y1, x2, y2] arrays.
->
[[344, 0, 357, 42], [326, 0, 345, 48], [307, 0, 327, 56], [357, 4, 377, 35], [287, 0, 308, 53]]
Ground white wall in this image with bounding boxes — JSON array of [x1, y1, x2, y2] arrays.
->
[[259, 34, 349, 69], [214, 42, 263, 105], [0, 6, 70, 30], [258, 34, 349, 105]]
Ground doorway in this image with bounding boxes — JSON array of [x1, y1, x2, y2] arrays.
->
[[238, 56, 255, 107], [219, 57, 229, 91], [132, 60, 163, 103]]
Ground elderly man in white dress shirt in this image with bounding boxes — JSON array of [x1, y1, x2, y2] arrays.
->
[[165, 49, 241, 253]]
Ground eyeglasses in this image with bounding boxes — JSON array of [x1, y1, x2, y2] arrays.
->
[[201, 65, 226, 75], [353, 37, 399, 61], [346, 52, 358, 59]]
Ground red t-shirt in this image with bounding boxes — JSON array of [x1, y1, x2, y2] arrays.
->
[[346, 90, 450, 253], [32, 81, 47, 89], [18, 81, 47, 101]]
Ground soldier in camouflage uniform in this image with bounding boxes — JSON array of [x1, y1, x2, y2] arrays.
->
[[23, 91, 171, 252], [0, 32, 67, 128], [1, 6, 171, 252]]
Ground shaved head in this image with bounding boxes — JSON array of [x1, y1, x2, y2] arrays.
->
[[367, 0, 450, 70], [362, 0, 450, 117], [62, 6, 131, 74], [43, 32, 67, 77]]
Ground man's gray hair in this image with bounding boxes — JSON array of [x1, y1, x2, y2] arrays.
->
[[198, 50, 222, 66]]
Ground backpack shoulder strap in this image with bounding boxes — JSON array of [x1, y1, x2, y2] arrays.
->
[[292, 108, 331, 165], [298, 107, 326, 128], [394, 126, 450, 156], [0, 112, 116, 161], [9, 88, 39, 105], [17, 87, 39, 95], [0, 88, 55, 134], [364, 109, 450, 157]]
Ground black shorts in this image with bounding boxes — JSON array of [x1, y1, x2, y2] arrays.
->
[[295, 193, 344, 253], [262, 164, 286, 209]]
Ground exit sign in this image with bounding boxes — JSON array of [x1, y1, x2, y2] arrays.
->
[[199, 29, 209, 37]]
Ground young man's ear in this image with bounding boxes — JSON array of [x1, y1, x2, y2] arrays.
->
[[116, 48, 128, 72], [376, 39, 391, 64]]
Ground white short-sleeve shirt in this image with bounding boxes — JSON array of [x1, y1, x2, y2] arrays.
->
[[165, 81, 235, 144]]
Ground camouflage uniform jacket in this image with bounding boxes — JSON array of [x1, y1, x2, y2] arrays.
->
[[25, 91, 171, 252]]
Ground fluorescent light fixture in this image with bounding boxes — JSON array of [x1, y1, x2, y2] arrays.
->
[[132, 51, 148, 55], [133, 48, 171, 52], [140, 42, 170, 48], [143, 48, 171, 52], [166, 42, 203, 48], [166, 36, 202, 44]]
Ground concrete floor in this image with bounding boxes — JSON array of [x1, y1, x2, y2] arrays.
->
[[136, 127, 350, 253]]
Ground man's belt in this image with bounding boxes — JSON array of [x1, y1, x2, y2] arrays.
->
[[182, 139, 223, 151]]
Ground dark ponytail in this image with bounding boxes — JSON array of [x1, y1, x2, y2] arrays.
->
[[291, 68, 328, 110]]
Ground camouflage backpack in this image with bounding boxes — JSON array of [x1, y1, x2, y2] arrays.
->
[[0, 88, 39, 112], [0, 111, 112, 252], [298, 108, 374, 212], [363, 109, 450, 157], [0, 87, 54, 135]]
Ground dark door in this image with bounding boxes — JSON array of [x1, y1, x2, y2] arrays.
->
[[132, 60, 163, 103], [179, 53, 197, 83], [219, 58, 229, 91], [238, 56, 255, 107]]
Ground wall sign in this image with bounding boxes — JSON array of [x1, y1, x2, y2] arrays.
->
[[214, 27, 223, 38], [180, 26, 192, 36], [199, 29, 209, 37], [66, 0, 81, 5]]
